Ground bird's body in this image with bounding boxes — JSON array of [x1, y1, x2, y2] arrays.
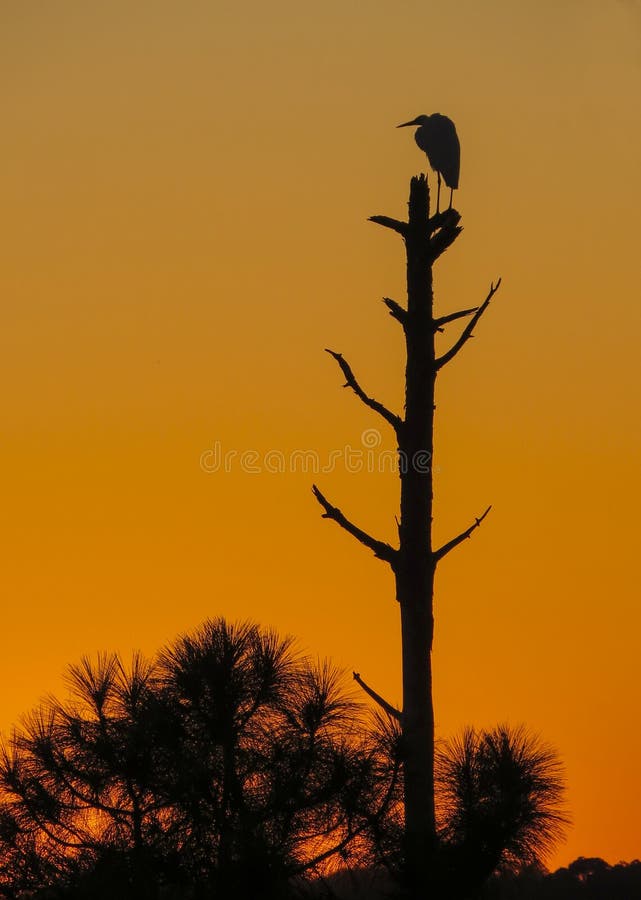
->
[[398, 113, 460, 212]]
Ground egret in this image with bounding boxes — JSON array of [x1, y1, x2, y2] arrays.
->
[[397, 114, 460, 213]]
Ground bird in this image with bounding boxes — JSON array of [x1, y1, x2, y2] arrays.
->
[[397, 114, 460, 213]]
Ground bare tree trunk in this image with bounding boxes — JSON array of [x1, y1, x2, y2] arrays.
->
[[314, 172, 498, 900], [396, 176, 438, 895]]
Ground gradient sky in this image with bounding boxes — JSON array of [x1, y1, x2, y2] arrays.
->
[[1, 0, 641, 869]]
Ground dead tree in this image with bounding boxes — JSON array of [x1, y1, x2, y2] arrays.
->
[[313, 174, 500, 898]]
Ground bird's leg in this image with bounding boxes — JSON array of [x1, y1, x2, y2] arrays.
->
[[448, 188, 453, 210], [436, 172, 441, 214]]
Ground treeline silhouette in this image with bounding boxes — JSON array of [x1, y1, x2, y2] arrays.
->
[[484, 857, 641, 900], [0, 619, 566, 899], [313, 859, 641, 900]]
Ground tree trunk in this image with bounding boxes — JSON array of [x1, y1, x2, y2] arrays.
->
[[314, 171, 492, 899], [396, 175, 439, 897]]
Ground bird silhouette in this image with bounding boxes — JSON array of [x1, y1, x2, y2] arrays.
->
[[397, 114, 460, 213]]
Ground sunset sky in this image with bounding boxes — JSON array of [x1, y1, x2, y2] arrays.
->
[[2, 0, 641, 869]]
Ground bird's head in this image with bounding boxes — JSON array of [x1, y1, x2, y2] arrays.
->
[[397, 115, 430, 128]]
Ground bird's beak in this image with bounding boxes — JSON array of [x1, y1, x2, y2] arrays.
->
[[397, 119, 418, 128]]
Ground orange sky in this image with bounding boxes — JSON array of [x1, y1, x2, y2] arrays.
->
[[1, 0, 641, 870]]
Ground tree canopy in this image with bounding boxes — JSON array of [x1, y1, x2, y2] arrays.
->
[[0, 619, 566, 899], [0, 619, 399, 899]]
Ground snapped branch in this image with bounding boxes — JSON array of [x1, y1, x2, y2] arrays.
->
[[428, 210, 463, 261], [429, 225, 463, 261], [383, 297, 407, 327], [434, 279, 502, 370], [312, 485, 397, 565], [325, 349, 403, 434], [353, 671, 401, 721], [428, 208, 460, 230], [433, 506, 492, 563], [368, 215, 408, 238]]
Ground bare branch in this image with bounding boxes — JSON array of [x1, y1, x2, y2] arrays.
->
[[427, 209, 462, 261], [312, 485, 397, 565], [325, 349, 403, 434], [434, 279, 502, 370], [428, 207, 460, 229], [429, 223, 463, 261], [383, 297, 407, 327], [368, 215, 408, 237], [433, 506, 492, 563], [353, 671, 401, 721], [433, 306, 479, 330]]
